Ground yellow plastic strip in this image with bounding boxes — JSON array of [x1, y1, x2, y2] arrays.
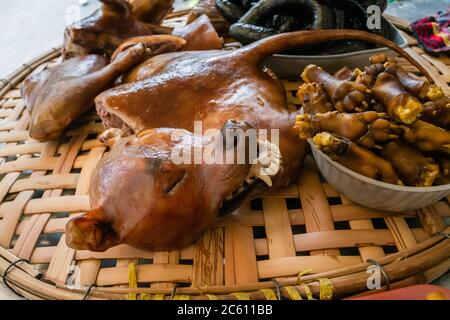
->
[[141, 293, 151, 300], [206, 294, 218, 300], [232, 292, 250, 300], [296, 268, 313, 284], [259, 289, 277, 300], [285, 286, 302, 300], [302, 285, 314, 300], [153, 294, 165, 300], [127, 263, 138, 300], [427, 292, 448, 300], [318, 278, 334, 300], [173, 294, 191, 300]]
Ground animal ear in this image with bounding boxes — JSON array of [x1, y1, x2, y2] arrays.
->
[[100, 0, 132, 17], [65, 208, 119, 252], [98, 128, 125, 147]]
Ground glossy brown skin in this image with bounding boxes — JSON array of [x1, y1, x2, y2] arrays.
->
[[355, 63, 386, 89], [420, 100, 450, 129], [302, 64, 372, 113], [109, 35, 186, 61], [294, 111, 399, 148], [372, 72, 423, 124], [128, 0, 174, 24], [297, 82, 334, 115], [313, 132, 400, 185], [21, 44, 146, 141], [383, 61, 450, 128], [436, 158, 450, 185], [63, 0, 153, 58], [380, 141, 439, 187], [402, 120, 450, 154], [67, 30, 428, 251], [187, 0, 230, 35], [66, 128, 253, 251], [384, 61, 443, 100], [96, 49, 306, 193], [173, 14, 223, 51], [99, 30, 425, 138]]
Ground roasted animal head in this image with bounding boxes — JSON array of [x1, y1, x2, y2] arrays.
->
[[66, 122, 281, 251]]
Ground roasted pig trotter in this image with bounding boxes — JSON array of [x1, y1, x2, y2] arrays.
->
[[355, 63, 386, 88], [297, 82, 334, 115], [63, 0, 153, 58], [302, 64, 372, 113], [21, 44, 147, 141], [372, 72, 423, 124], [380, 141, 439, 187], [294, 111, 398, 148], [435, 158, 450, 185], [401, 120, 450, 154], [383, 61, 450, 127], [420, 100, 450, 129], [384, 61, 446, 102], [313, 132, 401, 185]]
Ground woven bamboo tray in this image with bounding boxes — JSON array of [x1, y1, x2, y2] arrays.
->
[[0, 14, 449, 300]]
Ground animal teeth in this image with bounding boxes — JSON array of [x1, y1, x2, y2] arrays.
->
[[263, 167, 276, 176], [257, 174, 272, 187]]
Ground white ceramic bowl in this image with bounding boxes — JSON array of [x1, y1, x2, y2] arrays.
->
[[308, 139, 450, 212], [264, 17, 408, 78]]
